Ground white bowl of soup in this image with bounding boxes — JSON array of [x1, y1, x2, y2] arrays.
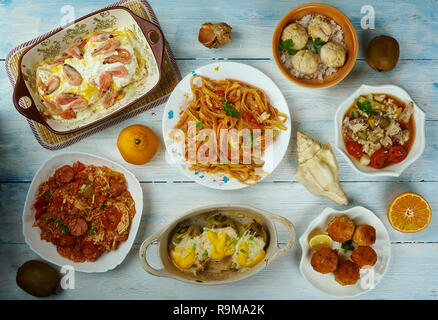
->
[[334, 85, 426, 177]]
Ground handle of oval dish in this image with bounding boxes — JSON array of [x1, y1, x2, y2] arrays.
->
[[139, 232, 172, 278], [266, 213, 296, 262], [13, 68, 47, 125], [130, 13, 165, 70]]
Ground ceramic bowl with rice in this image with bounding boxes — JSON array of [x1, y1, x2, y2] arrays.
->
[[272, 3, 358, 89]]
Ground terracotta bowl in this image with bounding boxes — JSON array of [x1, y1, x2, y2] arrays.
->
[[272, 3, 358, 89]]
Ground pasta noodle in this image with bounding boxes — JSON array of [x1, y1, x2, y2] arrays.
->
[[172, 75, 288, 185]]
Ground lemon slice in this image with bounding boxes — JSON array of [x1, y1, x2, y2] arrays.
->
[[308, 234, 332, 250]]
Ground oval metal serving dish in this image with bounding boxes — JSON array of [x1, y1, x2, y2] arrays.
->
[[139, 204, 296, 285], [13, 6, 164, 135]]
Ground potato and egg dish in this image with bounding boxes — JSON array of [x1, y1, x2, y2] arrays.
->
[[35, 28, 148, 121], [169, 214, 268, 275]]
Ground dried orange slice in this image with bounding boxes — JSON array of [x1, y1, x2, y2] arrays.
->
[[388, 192, 431, 233]]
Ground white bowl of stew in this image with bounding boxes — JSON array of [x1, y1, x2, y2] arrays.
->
[[334, 84, 426, 177]]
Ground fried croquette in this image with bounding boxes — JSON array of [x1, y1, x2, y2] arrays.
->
[[327, 215, 355, 242], [352, 246, 377, 268], [310, 248, 338, 274], [353, 224, 376, 246], [334, 260, 360, 286]]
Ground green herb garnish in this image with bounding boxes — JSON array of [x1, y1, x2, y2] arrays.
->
[[44, 191, 52, 200], [103, 186, 108, 191], [222, 100, 239, 118], [356, 100, 376, 115], [240, 249, 247, 254], [89, 222, 97, 235], [192, 243, 197, 250], [196, 119, 204, 129], [341, 240, 355, 252], [58, 222, 69, 234], [312, 37, 326, 53], [209, 261, 217, 265], [106, 202, 112, 206], [91, 194, 95, 204], [232, 238, 238, 244], [203, 250, 208, 257], [278, 39, 297, 55]]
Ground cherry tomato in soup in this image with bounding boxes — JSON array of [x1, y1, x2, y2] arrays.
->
[[370, 148, 389, 169], [346, 141, 363, 158], [388, 146, 407, 163]]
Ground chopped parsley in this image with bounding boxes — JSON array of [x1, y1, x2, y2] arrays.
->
[[312, 37, 326, 54], [341, 240, 355, 252], [89, 222, 97, 235], [58, 222, 69, 234], [196, 119, 204, 129], [356, 100, 377, 115], [232, 238, 238, 244], [240, 249, 247, 254], [203, 250, 208, 257], [278, 39, 297, 55], [44, 191, 52, 200], [222, 100, 239, 118]]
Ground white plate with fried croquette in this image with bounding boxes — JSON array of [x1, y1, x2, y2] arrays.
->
[[299, 206, 391, 297]]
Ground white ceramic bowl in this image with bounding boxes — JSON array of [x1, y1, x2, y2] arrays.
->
[[299, 206, 391, 298], [334, 84, 426, 177], [162, 62, 292, 190], [139, 204, 296, 285], [22, 152, 143, 273]]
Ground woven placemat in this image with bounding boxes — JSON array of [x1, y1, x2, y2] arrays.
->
[[5, 0, 181, 150]]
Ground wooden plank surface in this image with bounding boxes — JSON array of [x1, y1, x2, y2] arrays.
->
[[0, 0, 437, 300]]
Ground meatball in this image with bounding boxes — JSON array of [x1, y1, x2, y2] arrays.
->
[[352, 246, 377, 268], [334, 260, 360, 286], [327, 215, 355, 243], [320, 42, 346, 68], [307, 15, 334, 42], [281, 23, 308, 50], [291, 50, 320, 75], [353, 225, 376, 246], [310, 248, 338, 274]]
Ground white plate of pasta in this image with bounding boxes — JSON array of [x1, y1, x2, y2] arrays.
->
[[163, 62, 291, 189]]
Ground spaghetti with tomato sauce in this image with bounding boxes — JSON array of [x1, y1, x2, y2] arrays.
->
[[171, 75, 288, 185]]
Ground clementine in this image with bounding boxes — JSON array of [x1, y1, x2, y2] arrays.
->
[[117, 124, 159, 165]]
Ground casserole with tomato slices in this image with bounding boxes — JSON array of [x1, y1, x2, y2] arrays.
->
[[32, 161, 136, 262]]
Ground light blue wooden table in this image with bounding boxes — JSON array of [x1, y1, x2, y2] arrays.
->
[[0, 0, 437, 300]]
